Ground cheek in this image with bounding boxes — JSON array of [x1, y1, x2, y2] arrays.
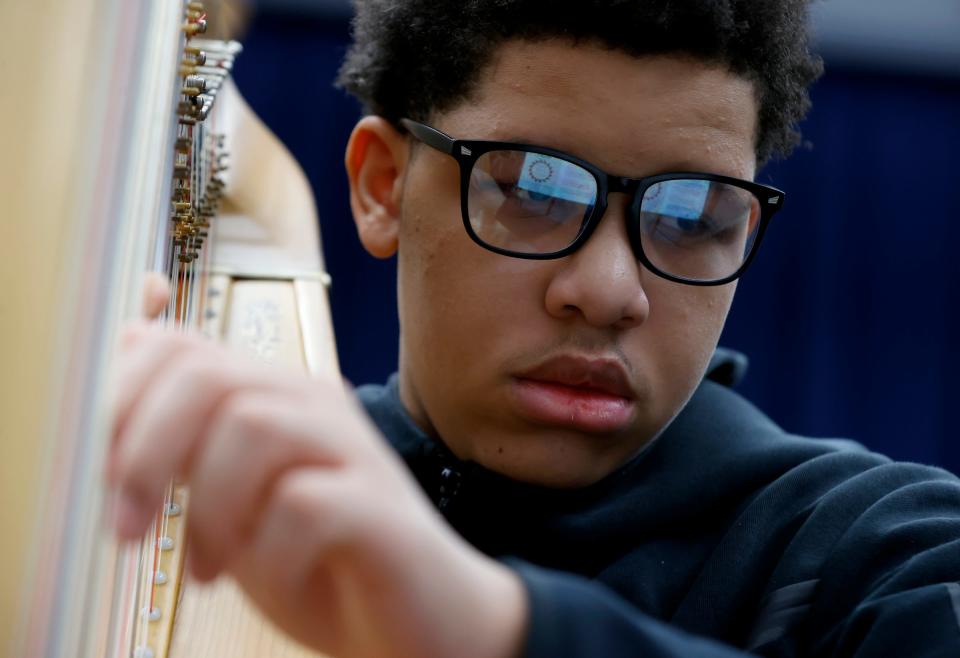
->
[[405, 244, 546, 357], [399, 166, 552, 338], [642, 280, 736, 389], [653, 276, 734, 334], [397, 167, 462, 320], [702, 283, 737, 337], [397, 196, 506, 376]]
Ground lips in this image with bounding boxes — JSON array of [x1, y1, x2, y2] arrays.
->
[[518, 355, 635, 399], [510, 355, 636, 433]]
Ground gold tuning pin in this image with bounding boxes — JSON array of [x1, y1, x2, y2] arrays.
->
[[172, 213, 195, 228], [182, 19, 207, 37], [178, 101, 200, 117]]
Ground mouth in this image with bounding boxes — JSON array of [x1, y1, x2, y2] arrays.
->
[[510, 355, 636, 434]]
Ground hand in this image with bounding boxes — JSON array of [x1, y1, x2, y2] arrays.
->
[[107, 327, 527, 658]]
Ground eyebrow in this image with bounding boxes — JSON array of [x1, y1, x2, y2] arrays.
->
[[479, 131, 747, 181], [486, 133, 562, 149], [653, 160, 741, 177]]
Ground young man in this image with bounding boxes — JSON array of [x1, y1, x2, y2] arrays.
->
[[110, 2, 960, 657]]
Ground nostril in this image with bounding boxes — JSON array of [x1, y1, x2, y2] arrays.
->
[[614, 311, 642, 331]]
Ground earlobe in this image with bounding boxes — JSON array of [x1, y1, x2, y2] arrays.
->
[[345, 116, 409, 259]]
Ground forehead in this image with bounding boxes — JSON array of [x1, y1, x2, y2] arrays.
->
[[433, 39, 759, 179]]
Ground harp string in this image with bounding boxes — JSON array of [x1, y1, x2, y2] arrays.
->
[[128, 19, 240, 656]]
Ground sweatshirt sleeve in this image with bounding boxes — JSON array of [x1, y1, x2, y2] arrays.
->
[[803, 466, 960, 657], [506, 551, 960, 658], [505, 559, 757, 658], [502, 462, 960, 658]]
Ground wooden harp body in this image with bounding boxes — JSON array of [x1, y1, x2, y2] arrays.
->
[[2, 2, 337, 656]]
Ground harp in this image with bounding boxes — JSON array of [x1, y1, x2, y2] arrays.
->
[[2, 2, 338, 656]]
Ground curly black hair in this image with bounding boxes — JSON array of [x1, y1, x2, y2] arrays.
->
[[337, 1, 823, 166]]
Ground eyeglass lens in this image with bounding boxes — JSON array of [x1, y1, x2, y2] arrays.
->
[[466, 149, 761, 282]]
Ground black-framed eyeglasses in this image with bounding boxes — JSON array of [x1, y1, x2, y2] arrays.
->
[[400, 118, 785, 286]]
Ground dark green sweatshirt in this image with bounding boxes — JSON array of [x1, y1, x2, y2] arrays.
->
[[356, 353, 960, 657]]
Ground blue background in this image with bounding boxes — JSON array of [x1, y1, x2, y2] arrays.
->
[[230, 9, 960, 473]]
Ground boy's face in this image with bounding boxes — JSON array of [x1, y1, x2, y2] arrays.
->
[[352, 40, 758, 487]]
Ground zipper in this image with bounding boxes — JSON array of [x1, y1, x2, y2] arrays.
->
[[436, 463, 463, 511], [422, 444, 464, 513]]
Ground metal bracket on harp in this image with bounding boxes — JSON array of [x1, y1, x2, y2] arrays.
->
[[205, 265, 333, 287]]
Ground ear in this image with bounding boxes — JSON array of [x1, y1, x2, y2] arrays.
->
[[345, 116, 409, 259]]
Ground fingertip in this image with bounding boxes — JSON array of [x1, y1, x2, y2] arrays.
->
[[112, 492, 150, 541], [142, 272, 171, 320], [187, 548, 221, 582]]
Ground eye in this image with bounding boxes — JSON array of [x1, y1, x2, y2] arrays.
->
[[503, 188, 577, 222], [644, 213, 718, 244], [674, 216, 713, 234]]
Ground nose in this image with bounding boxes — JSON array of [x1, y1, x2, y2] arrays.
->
[[543, 196, 650, 330]]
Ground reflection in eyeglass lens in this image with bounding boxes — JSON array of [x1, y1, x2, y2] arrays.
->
[[639, 180, 760, 281], [468, 150, 596, 253]]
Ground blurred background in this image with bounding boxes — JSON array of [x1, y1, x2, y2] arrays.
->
[[227, 0, 960, 472]]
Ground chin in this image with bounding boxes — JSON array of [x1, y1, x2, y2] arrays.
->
[[471, 431, 639, 489]]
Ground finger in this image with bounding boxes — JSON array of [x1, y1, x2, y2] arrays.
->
[[142, 272, 171, 320], [111, 347, 247, 539], [226, 468, 354, 647], [186, 389, 349, 580], [112, 326, 193, 420], [111, 349, 324, 540], [106, 327, 197, 484]]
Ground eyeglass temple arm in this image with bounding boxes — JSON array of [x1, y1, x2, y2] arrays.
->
[[400, 118, 456, 156]]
